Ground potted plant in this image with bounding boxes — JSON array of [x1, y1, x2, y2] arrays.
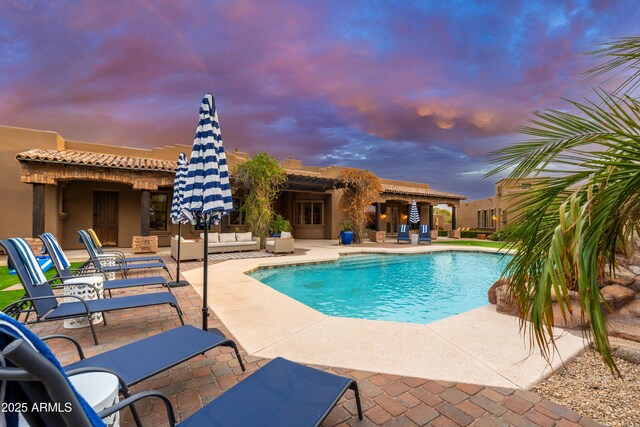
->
[[269, 214, 292, 237], [339, 221, 355, 245]]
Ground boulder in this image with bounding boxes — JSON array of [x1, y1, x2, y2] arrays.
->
[[632, 278, 640, 293], [628, 265, 640, 276], [496, 286, 517, 314], [623, 299, 640, 317], [552, 299, 586, 330], [606, 313, 640, 343], [600, 285, 636, 309], [603, 265, 636, 286], [488, 278, 509, 305]]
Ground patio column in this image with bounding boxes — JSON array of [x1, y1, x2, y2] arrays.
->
[[32, 183, 45, 238], [221, 216, 229, 233], [428, 205, 434, 230], [451, 206, 457, 230], [406, 203, 411, 225], [140, 189, 150, 236], [375, 203, 381, 231]]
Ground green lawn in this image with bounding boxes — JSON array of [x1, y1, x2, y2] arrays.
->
[[432, 239, 514, 249], [0, 261, 84, 309]]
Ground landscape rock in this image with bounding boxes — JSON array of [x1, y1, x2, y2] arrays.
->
[[603, 266, 636, 286], [631, 278, 640, 293], [628, 265, 640, 276], [552, 299, 587, 329], [487, 278, 509, 305], [495, 285, 517, 314], [606, 313, 640, 343], [623, 299, 640, 317], [601, 285, 636, 309]]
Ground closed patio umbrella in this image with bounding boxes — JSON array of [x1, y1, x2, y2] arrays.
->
[[409, 200, 420, 228], [169, 152, 189, 287], [181, 93, 233, 331]]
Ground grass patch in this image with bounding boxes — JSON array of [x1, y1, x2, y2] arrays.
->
[[432, 239, 513, 249], [0, 261, 85, 308]]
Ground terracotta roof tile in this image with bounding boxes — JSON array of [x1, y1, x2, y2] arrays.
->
[[16, 148, 177, 172], [381, 183, 466, 200]]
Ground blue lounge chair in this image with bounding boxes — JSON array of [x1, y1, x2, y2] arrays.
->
[[397, 224, 410, 243], [1, 238, 184, 345], [0, 314, 362, 427], [87, 228, 163, 263], [78, 230, 173, 280], [40, 233, 170, 296], [418, 224, 432, 244]]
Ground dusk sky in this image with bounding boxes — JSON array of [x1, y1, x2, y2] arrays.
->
[[1, 1, 638, 199]]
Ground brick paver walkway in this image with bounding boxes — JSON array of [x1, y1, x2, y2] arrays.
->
[[29, 257, 603, 427]]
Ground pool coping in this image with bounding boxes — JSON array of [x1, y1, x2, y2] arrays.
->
[[182, 242, 586, 389]]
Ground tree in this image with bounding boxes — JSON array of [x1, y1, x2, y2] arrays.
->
[[233, 152, 287, 247], [434, 207, 452, 224], [338, 168, 382, 243], [487, 36, 640, 374]]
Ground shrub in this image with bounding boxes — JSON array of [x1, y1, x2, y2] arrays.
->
[[438, 230, 448, 236], [338, 169, 382, 243]]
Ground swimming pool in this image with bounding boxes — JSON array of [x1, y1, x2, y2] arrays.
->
[[249, 251, 511, 324]]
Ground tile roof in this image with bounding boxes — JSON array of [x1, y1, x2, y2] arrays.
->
[[16, 148, 177, 172], [381, 183, 466, 200]]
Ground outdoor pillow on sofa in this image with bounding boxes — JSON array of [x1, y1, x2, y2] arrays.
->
[[219, 233, 237, 243], [236, 232, 253, 242], [200, 232, 220, 243], [280, 231, 292, 239], [266, 240, 276, 246]]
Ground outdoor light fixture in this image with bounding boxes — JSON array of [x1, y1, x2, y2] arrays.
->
[[380, 214, 387, 220]]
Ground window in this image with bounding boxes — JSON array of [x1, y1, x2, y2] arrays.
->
[[477, 211, 482, 228], [150, 192, 168, 231], [294, 201, 324, 225], [229, 198, 246, 226], [482, 210, 489, 228]]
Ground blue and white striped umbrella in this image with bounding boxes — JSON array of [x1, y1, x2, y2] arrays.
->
[[181, 94, 233, 225], [409, 200, 420, 224], [170, 152, 189, 224]]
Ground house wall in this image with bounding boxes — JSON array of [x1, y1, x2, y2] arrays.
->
[[0, 126, 61, 241]]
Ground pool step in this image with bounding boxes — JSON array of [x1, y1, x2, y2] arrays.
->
[[338, 257, 413, 270]]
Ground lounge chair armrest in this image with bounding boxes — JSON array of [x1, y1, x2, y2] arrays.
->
[[40, 334, 85, 359], [97, 390, 177, 426], [101, 249, 126, 259], [20, 295, 92, 316], [72, 267, 109, 281]]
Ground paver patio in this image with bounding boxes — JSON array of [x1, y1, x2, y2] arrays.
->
[[20, 252, 604, 427]]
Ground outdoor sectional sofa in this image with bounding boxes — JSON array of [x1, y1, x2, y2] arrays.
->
[[171, 232, 260, 261]]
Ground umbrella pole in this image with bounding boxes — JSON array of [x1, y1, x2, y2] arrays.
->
[[203, 216, 209, 330], [168, 223, 189, 287]]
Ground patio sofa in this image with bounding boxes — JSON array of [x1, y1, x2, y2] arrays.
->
[[265, 231, 295, 254], [171, 232, 260, 261]]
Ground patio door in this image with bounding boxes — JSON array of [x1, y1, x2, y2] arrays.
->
[[93, 191, 118, 246], [385, 206, 400, 235]]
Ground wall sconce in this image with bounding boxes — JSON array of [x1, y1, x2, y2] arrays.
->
[[401, 214, 408, 220], [380, 214, 387, 220], [492, 215, 499, 221]]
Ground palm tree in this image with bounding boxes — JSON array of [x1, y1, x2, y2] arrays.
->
[[487, 36, 640, 373]]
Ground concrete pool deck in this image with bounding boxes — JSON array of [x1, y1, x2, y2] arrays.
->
[[182, 239, 587, 389]]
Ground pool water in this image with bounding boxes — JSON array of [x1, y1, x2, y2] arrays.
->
[[249, 252, 511, 324]]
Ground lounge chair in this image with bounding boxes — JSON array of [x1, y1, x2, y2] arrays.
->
[[418, 224, 431, 245], [87, 228, 163, 263], [397, 224, 410, 243], [0, 314, 363, 427], [40, 233, 170, 296], [1, 238, 184, 344], [78, 230, 173, 280]]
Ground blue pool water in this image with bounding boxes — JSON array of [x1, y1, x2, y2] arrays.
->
[[249, 252, 511, 324]]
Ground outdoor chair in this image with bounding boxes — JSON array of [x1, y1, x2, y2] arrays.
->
[[78, 230, 173, 280], [418, 224, 432, 245], [41, 233, 171, 297], [0, 314, 363, 427], [397, 224, 410, 243], [0, 313, 244, 426], [265, 231, 295, 254], [1, 238, 184, 345], [87, 228, 163, 263]]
